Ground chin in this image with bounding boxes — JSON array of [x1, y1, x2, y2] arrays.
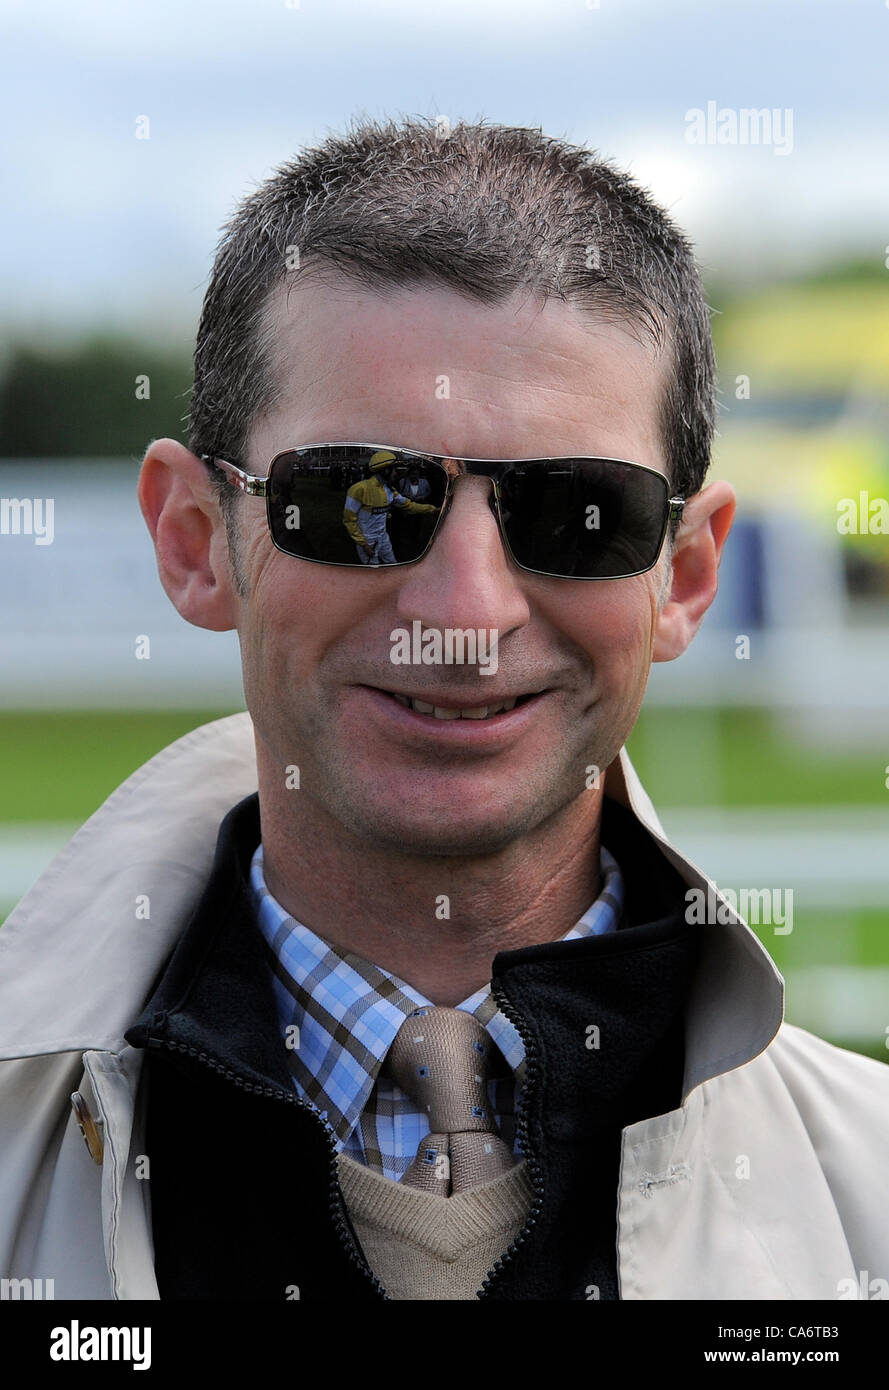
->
[[337, 786, 548, 858], [377, 821, 530, 859]]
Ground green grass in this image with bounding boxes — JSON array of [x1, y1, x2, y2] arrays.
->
[[760, 906, 889, 1065], [0, 709, 241, 822], [626, 707, 885, 808], [765, 908, 887, 970]]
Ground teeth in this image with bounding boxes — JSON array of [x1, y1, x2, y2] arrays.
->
[[389, 693, 522, 719]]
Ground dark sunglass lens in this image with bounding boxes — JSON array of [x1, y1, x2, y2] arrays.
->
[[267, 449, 446, 566], [499, 460, 668, 578]]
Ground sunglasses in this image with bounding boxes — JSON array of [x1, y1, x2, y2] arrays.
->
[[201, 443, 685, 581]]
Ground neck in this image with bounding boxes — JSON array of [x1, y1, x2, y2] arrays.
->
[[258, 777, 604, 1007]]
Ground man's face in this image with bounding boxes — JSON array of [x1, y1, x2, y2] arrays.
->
[[234, 276, 673, 856]]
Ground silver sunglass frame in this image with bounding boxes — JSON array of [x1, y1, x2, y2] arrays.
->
[[200, 443, 686, 581]]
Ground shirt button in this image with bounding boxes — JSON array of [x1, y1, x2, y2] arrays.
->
[[70, 1091, 104, 1164]]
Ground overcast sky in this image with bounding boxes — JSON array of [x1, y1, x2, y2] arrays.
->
[[2, 0, 886, 346]]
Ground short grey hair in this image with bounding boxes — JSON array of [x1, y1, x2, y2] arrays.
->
[[189, 115, 716, 548]]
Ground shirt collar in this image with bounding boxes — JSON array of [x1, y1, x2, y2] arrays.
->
[[250, 844, 624, 1142]]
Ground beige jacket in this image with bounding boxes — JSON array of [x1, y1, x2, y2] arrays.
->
[[1, 712, 887, 1300]]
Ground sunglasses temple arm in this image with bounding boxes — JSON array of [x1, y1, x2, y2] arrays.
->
[[201, 455, 269, 497]]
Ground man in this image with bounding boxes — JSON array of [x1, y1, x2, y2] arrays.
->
[[1, 117, 887, 1303], [399, 464, 433, 502], [390, 461, 435, 558], [342, 450, 439, 564]]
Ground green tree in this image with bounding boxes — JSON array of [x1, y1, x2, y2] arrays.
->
[[0, 337, 192, 458]]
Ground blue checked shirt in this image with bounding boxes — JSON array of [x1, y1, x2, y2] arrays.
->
[[250, 844, 624, 1182]]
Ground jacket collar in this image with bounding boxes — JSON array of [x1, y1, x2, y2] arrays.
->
[[602, 737, 785, 1095], [0, 712, 783, 1094]]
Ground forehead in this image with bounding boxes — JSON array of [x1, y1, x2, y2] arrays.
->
[[252, 272, 670, 473]]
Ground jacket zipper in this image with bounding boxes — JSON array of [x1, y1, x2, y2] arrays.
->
[[147, 1034, 390, 1300], [476, 981, 544, 1298]]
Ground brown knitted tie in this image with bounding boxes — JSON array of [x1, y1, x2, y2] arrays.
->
[[383, 1006, 515, 1197]]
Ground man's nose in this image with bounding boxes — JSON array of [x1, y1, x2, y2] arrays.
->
[[393, 475, 531, 639]]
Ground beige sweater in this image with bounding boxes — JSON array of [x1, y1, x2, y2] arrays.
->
[[336, 1152, 535, 1300]]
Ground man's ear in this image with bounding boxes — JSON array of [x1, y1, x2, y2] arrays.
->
[[653, 480, 736, 662], [138, 439, 239, 632]]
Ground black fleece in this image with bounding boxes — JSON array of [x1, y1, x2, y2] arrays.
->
[[125, 792, 701, 1301]]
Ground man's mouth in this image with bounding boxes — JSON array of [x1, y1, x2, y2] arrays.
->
[[371, 689, 543, 721]]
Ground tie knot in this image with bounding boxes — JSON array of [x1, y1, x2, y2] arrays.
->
[[383, 1006, 499, 1134]]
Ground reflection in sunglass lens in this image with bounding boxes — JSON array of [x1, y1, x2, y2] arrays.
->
[[267, 448, 446, 566], [498, 459, 668, 578]]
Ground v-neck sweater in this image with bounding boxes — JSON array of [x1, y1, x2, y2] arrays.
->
[[335, 1152, 535, 1300]]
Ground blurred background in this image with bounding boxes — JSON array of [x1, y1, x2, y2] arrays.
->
[[1, 0, 886, 1060]]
